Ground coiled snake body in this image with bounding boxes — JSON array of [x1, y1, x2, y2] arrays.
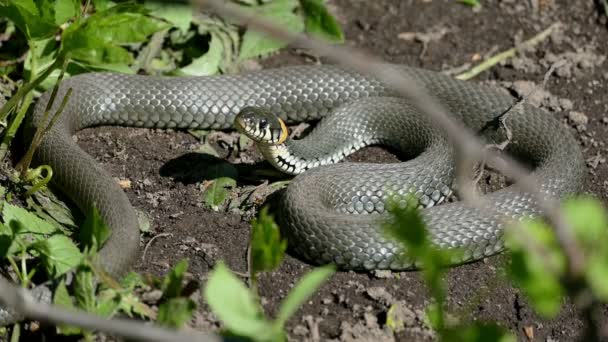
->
[[2, 65, 584, 324]]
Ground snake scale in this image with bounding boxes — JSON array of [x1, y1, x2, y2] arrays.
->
[[1, 64, 584, 324]]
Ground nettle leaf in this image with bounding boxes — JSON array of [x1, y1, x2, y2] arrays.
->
[[161, 259, 188, 299], [54, 0, 80, 25], [2, 202, 58, 235], [54, 280, 83, 335], [157, 298, 196, 328], [79, 204, 111, 253], [204, 262, 270, 337], [239, 0, 304, 60], [250, 207, 287, 274], [32, 234, 83, 278], [179, 32, 224, 76], [300, 0, 344, 42], [61, 3, 169, 67], [0, 0, 57, 39], [74, 268, 97, 312], [505, 220, 566, 318], [145, 1, 192, 33]]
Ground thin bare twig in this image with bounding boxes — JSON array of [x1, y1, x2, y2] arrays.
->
[[0, 278, 221, 342], [198, 0, 585, 276]]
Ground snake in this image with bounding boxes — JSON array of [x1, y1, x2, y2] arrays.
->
[[0, 64, 584, 324]]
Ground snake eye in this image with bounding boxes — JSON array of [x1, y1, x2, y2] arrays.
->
[[258, 118, 268, 130]]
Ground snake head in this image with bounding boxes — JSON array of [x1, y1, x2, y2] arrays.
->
[[235, 107, 289, 145]]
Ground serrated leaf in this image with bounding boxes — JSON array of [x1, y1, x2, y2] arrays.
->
[[2, 203, 58, 235], [157, 298, 196, 328], [54, 0, 79, 25], [275, 265, 334, 327], [250, 207, 287, 274], [120, 271, 147, 291], [61, 3, 168, 67], [0, 0, 57, 39], [239, 0, 304, 60], [74, 268, 97, 312], [300, 0, 344, 42], [204, 262, 270, 336], [95, 291, 121, 318], [179, 32, 224, 76], [32, 234, 83, 277], [54, 280, 82, 335], [145, 1, 193, 33], [79, 204, 111, 253], [161, 259, 188, 299]]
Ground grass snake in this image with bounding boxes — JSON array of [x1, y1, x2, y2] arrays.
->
[[3, 64, 584, 324]]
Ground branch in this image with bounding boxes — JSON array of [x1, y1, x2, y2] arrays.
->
[[197, 0, 585, 276], [0, 278, 222, 342]]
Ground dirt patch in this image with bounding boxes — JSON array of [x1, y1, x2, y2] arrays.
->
[[68, 0, 608, 340]]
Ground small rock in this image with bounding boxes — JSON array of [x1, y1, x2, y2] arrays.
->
[[197, 243, 221, 267], [568, 111, 588, 131], [292, 324, 308, 336], [372, 270, 394, 279], [365, 287, 395, 307], [386, 301, 418, 332], [322, 297, 333, 305]]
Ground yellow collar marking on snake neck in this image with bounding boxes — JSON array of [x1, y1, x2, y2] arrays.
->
[[278, 117, 289, 144]]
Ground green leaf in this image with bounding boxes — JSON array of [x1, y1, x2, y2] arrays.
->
[[157, 298, 196, 328], [61, 3, 169, 66], [204, 262, 270, 337], [54, 0, 79, 25], [145, 1, 192, 33], [562, 196, 607, 245], [32, 234, 83, 277], [0, 0, 57, 39], [300, 0, 344, 42], [79, 204, 111, 253], [457, 0, 481, 7], [250, 207, 287, 274], [54, 280, 82, 335], [120, 271, 147, 291], [275, 265, 334, 327], [505, 220, 566, 318], [74, 268, 97, 312], [239, 0, 305, 60], [203, 177, 237, 210], [93, 0, 115, 12], [383, 196, 427, 251], [161, 259, 188, 299], [2, 203, 58, 235], [95, 290, 121, 318], [179, 32, 224, 76]]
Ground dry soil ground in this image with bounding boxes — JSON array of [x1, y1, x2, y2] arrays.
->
[[39, 0, 608, 340]]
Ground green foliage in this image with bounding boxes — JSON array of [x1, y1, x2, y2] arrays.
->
[[61, 4, 169, 69], [250, 207, 288, 275], [457, 0, 481, 7], [79, 204, 111, 253], [239, 0, 304, 60], [300, 0, 344, 42], [383, 195, 456, 330], [205, 261, 334, 341], [202, 162, 239, 210], [156, 260, 197, 328], [506, 196, 608, 317], [160, 259, 189, 299], [505, 219, 566, 317]]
